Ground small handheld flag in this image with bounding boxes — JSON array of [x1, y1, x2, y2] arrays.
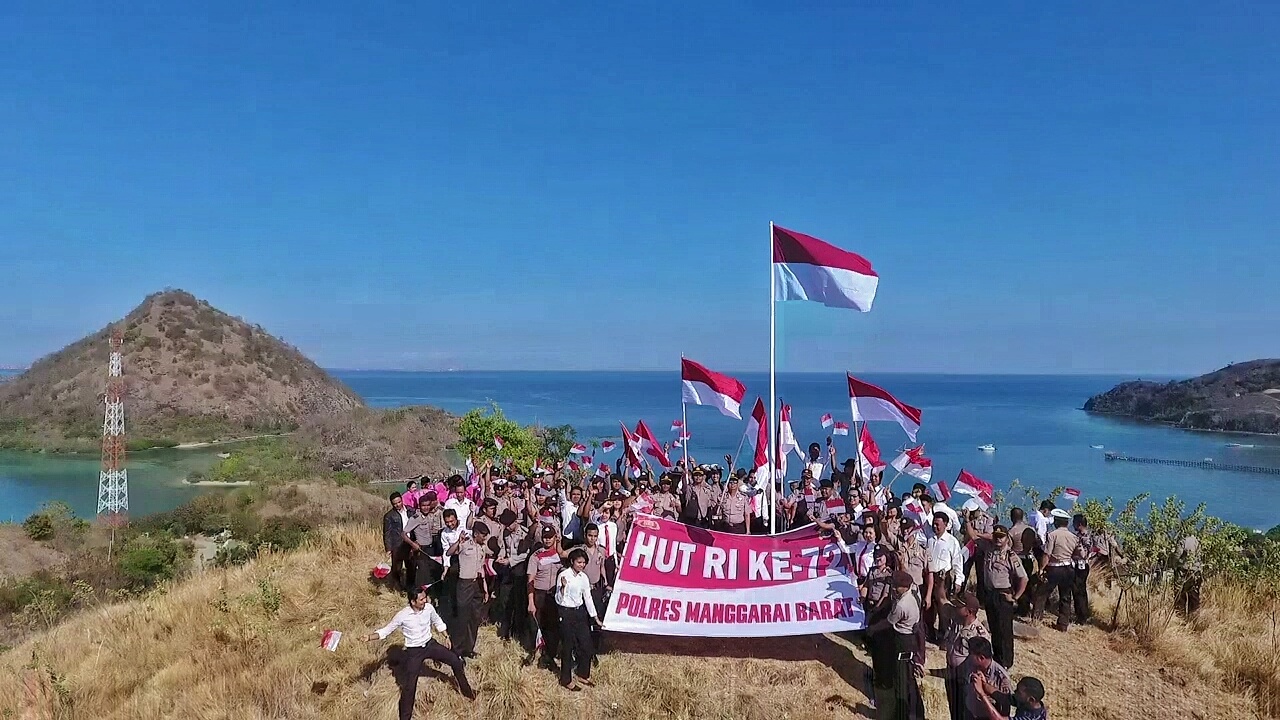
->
[[371, 563, 391, 579], [570, 443, 587, 455], [1062, 488, 1082, 502], [600, 440, 617, 454], [321, 630, 342, 652], [671, 420, 684, 433], [821, 413, 834, 429], [832, 421, 850, 436], [494, 436, 505, 450]]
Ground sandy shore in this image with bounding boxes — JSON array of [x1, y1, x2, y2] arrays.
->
[[183, 479, 252, 487], [173, 433, 287, 449]]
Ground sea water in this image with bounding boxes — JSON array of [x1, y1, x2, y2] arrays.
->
[[3, 370, 1278, 529]]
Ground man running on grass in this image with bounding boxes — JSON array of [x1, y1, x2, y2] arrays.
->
[[364, 587, 475, 719]]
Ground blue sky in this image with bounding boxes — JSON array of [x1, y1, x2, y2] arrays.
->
[[2, 2, 1277, 374]]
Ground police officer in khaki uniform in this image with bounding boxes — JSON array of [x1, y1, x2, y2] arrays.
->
[[582, 523, 610, 658], [980, 525, 1026, 669], [526, 526, 564, 667], [652, 475, 682, 519], [1035, 508, 1079, 631], [450, 522, 492, 658], [718, 475, 752, 534], [474, 497, 504, 539], [942, 592, 990, 720], [496, 509, 530, 641]]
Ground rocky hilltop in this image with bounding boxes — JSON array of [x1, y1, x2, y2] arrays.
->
[[1084, 359, 1280, 434], [0, 290, 365, 450]]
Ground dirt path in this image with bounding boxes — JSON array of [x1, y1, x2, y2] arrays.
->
[[172, 433, 288, 450]]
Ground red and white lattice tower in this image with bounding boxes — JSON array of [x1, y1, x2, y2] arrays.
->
[[97, 328, 129, 523]]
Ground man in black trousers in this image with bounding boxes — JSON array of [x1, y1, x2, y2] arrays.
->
[[364, 587, 475, 719], [383, 491, 412, 590]]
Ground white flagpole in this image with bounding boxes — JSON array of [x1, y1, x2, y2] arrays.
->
[[768, 221, 778, 536]]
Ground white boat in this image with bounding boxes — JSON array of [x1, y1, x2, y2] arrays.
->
[[978, 444, 996, 452], [1090, 444, 1104, 450]]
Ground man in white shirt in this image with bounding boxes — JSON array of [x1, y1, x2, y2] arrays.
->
[[444, 481, 476, 529], [923, 512, 965, 643], [364, 587, 475, 717], [1030, 500, 1055, 546], [920, 494, 960, 534]]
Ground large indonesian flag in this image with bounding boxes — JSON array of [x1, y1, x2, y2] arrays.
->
[[890, 445, 932, 483], [953, 469, 995, 505], [680, 358, 747, 419], [635, 420, 674, 469], [772, 224, 879, 312], [847, 374, 922, 441], [746, 398, 769, 472]]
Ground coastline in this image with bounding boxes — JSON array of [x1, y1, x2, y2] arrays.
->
[[1082, 410, 1280, 439], [182, 478, 252, 487]]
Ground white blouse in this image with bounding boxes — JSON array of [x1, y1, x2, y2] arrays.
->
[[555, 568, 599, 619]]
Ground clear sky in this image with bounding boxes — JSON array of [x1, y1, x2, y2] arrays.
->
[[2, 2, 1277, 374]]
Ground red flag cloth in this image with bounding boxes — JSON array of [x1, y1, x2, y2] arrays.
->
[[820, 412, 834, 429], [634, 420, 673, 468], [680, 358, 747, 419], [832, 421, 849, 436], [931, 481, 952, 502], [953, 470, 994, 505], [847, 374, 922, 441], [746, 398, 769, 471], [600, 440, 616, 454], [890, 444, 933, 483], [772, 224, 879, 311], [858, 425, 886, 470]]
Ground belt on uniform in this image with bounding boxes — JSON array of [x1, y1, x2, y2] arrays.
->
[[1048, 562, 1070, 568]]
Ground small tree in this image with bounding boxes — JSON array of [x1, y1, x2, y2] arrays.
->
[[457, 404, 542, 473]]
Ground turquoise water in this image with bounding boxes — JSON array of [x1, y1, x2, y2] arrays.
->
[[3, 370, 1279, 528]]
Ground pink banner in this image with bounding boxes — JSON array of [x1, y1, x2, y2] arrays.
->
[[603, 515, 865, 637]]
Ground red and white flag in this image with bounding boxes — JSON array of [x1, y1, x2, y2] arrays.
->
[[635, 420, 674, 469], [567, 460, 581, 474], [582, 455, 594, 467], [483, 557, 497, 577], [570, 443, 587, 455], [494, 435, 505, 450], [890, 445, 932, 483], [953, 470, 995, 505], [672, 431, 691, 449], [824, 497, 847, 514], [903, 499, 927, 523], [777, 403, 799, 470], [820, 413, 834, 429], [832, 421, 850, 436], [680, 358, 747, 419], [620, 423, 644, 474], [631, 491, 654, 514], [595, 463, 610, 478], [671, 419, 684, 433], [320, 630, 343, 652], [600, 440, 616, 454], [847, 374, 923, 441], [857, 425, 886, 470], [1061, 487, 1082, 502], [931, 481, 952, 502], [745, 398, 769, 472], [772, 224, 879, 312]]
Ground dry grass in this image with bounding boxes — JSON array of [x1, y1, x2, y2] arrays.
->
[[1093, 578, 1280, 718], [0, 526, 1254, 720]]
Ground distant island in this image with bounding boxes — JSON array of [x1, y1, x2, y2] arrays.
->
[[0, 289, 458, 478], [1084, 359, 1280, 435]]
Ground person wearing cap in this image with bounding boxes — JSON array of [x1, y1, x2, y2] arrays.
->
[[961, 636, 1013, 719], [900, 518, 928, 590], [962, 499, 995, 592], [527, 525, 565, 668], [807, 480, 836, 525], [652, 475, 682, 520], [942, 591, 990, 720], [718, 474, 752, 534], [473, 497, 503, 539], [861, 546, 895, 618], [923, 511, 965, 644], [980, 524, 1026, 670], [496, 508, 531, 643], [978, 676, 1048, 720], [491, 475, 525, 521], [403, 492, 445, 596], [363, 586, 476, 716], [680, 466, 713, 527], [1035, 508, 1079, 631], [866, 570, 925, 720], [1071, 513, 1095, 624], [448, 521, 493, 658]]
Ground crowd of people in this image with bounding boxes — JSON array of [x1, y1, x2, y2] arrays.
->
[[362, 438, 1122, 720]]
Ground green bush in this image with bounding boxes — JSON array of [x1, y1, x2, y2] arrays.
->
[[117, 534, 189, 589], [212, 543, 252, 568], [23, 512, 54, 541]]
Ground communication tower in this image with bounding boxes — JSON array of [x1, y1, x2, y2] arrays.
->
[[96, 328, 129, 523]]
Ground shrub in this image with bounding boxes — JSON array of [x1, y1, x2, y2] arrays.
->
[[23, 513, 54, 541]]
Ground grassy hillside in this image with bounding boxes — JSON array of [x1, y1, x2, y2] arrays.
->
[[0, 525, 1250, 720], [0, 289, 364, 452]]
